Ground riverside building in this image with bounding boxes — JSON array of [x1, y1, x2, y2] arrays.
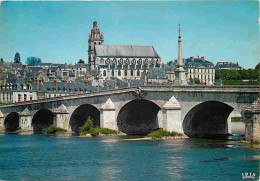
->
[[184, 56, 215, 85]]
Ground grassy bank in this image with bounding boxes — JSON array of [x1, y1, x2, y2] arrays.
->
[[42, 125, 67, 134], [79, 117, 119, 136], [80, 127, 119, 136], [147, 128, 183, 139], [231, 117, 244, 122]]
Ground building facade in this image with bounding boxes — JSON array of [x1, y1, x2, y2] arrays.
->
[[184, 56, 215, 85]]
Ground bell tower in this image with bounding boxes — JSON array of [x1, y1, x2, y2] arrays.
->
[[88, 21, 104, 72]]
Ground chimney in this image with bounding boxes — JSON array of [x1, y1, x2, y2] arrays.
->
[[190, 56, 194, 61], [53, 80, 57, 90], [26, 78, 29, 85], [36, 79, 39, 90], [201, 56, 205, 61]]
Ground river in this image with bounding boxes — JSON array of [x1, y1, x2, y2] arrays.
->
[[0, 134, 259, 181]]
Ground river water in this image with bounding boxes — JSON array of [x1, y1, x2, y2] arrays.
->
[[0, 134, 259, 181]]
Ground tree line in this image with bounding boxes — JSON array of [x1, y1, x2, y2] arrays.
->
[[215, 68, 259, 85]]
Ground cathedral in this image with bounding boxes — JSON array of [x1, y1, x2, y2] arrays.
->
[[88, 21, 162, 81]]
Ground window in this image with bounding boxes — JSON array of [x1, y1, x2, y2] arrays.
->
[[103, 70, 106, 77], [112, 70, 114, 76], [137, 69, 140, 76], [131, 70, 134, 76], [118, 70, 121, 76], [124, 70, 127, 76], [24, 94, 27, 101], [18, 94, 21, 102], [30, 95, 33, 100]]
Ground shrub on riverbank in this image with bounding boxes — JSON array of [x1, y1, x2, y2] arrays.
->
[[42, 125, 66, 134], [79, 117, 118, 136], [231, 117, 244, 122], [147, 128, 183, 139]]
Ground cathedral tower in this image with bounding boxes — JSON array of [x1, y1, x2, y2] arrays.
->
[[88, 21, 104, 72]]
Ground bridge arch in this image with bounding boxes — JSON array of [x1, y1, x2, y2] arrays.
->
[[4, 112, 19, 131], [69, 104, 100, 133], [117, 99, 160, 135], [32, 108, 54, 132], [183, 101, 234, 138]]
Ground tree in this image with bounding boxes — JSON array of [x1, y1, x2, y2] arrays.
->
[[78, 59, 85, 64], [190, 78, 200, 84], [0, 58, 4, 64], [26, 57, 42, 65], [255, 63, 260, 70], [14, 52, 21, 63]]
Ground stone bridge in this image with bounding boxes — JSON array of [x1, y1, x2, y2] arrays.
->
[[0, 85, 259, 138]]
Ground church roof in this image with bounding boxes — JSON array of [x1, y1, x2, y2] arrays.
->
[[95, 45, 160, 58]]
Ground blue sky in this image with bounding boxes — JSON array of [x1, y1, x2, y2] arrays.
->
[[0, 1, 259, 68]]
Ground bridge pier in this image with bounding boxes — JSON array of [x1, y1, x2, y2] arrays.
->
[[225, 114, 232, 135], [162, 96, 183, 133], [53, 104, 70, 130], [0, 111, 4, 131], [100, 98, 118, 130], [244, 98, 260, 143], [158, 110, 163, 128], [19, 108, 32, 131]]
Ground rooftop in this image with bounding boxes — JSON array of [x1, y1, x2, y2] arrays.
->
[[95, 45, 160, 58]]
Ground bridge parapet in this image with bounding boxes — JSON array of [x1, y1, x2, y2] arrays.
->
[[0, 85, 259, 109]]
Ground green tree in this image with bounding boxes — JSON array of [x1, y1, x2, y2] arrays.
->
[[79, 116, 93, 135], [190, 78, 200, 84], [78, 59, 84, 64], [255, 63, 260, 70], [14, 52, 21, 63], [26, 57, 42, 65]]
